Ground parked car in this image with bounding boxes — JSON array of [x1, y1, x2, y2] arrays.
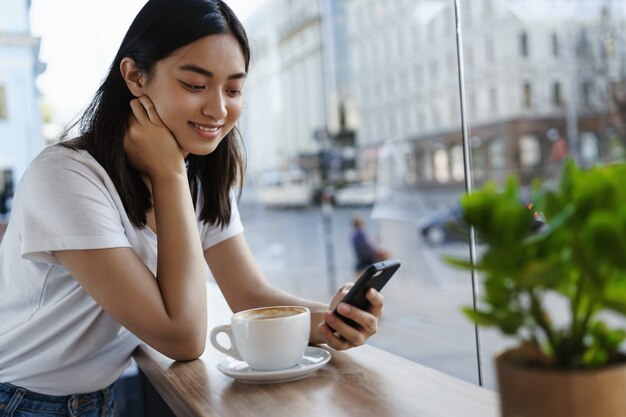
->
[[418, 205, 467, 246], [418, 201, 542, 246], [257, 170, 314, 208], [333, 182, 377, 207]]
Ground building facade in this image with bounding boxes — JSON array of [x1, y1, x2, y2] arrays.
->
[[243, 0, 626, 188], [0, 0, 44, 214], [347, 0, 626, 187], [243, 0, 355, 182]]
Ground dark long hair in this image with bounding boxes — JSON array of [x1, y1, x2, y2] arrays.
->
[[62, 0, 250, 229]]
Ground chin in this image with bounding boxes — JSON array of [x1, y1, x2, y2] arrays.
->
[[186, 143, 221, 157], [179, 136, 224, 156]]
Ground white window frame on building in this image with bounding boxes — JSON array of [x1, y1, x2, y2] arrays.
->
[[433, 145, 450, 183], [519, 134, 542, 168], [551, 32, 559, 57], [0, 85, 7, 120], [552, 81, 563, 107], [489, 137, 506, 171], [450, 144, 464, 181], [520, 30, 529, 57], [523, 82, 533, 109]]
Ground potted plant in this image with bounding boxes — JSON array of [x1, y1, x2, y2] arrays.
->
[[446, 159, 626, 417]]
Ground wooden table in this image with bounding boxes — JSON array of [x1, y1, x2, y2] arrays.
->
[[133, 284, 498, 417]]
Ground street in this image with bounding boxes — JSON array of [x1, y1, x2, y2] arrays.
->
[[232, 189, 512, 389]]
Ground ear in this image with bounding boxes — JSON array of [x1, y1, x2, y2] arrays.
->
[[120, 57, 145, 97]]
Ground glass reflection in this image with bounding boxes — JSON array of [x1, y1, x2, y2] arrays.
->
[[462, 0, 626, 388]]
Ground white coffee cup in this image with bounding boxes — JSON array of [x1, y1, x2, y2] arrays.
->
[[209, 306, 311, 371]]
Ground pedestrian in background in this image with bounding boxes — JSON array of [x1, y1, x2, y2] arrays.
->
[[351, 214, 388, 276], [0, 1, 385, 415]]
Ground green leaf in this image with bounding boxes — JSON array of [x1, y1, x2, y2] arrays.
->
[[442, 256, 474, 270], [461, 191, 495, 232], [461, 307, 501, 327], [604, 329, 626, 348], [581, 212, 626, 267], [583, 346, 608, 367], [558, 158, 579, 199], [582, 321, 626, 367], [516, 259, 562, 289], [603, 277, 626, 315], [445, 160, 626, 369], [499, 311, 525, 335], [483, 274, 515, 308], [504, 175, 519, 199], [491, 200, 533, 245]]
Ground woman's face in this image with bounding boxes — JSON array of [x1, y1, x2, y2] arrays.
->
[[142, 34, 246, 157]]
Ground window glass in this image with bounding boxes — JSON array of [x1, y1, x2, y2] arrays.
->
[[519, 134, 542, 167], [552, 81, 563, 107], [484, 0, 493, 17], [418, 150, 433, 182], [489, 137, 506, 171], [552, 32, 559, 57], [520, 31, 529, 57], [523, 82, 533, 108], [582, 80, 593, 106], [0, 86, 7, 120], [485, 36, 494, 62], [433, 146, 450, 183], [580, 132, 600, 165], [608, 130, 626, 161], [471, 136, 485, 180], [489, 88, 498, 114], [464, 0, 626, 388], [450, 145, 464, 182], [240, 0, 626, 393]]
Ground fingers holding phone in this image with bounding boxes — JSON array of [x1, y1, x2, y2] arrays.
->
[[329, 283, 353, 311], [319, 289, 382, 349], [320, 260, 399, 350], [365, 286, 384, 319]]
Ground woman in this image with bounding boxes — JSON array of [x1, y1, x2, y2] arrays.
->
[[0, 0, 383, 415]]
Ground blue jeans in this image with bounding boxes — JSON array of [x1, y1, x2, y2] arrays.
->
[[0, 382, 115, 417]]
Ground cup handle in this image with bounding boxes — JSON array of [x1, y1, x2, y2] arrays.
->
[[209, 324, 243, 361]]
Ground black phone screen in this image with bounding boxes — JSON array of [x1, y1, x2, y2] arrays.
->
[[333, 259, 401, 327]]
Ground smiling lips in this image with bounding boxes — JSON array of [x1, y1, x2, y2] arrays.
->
[[190, 121, 222, 132], [189, 121, 223, 140]]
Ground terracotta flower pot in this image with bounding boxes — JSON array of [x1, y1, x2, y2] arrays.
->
[[496, 350, 626, 417]]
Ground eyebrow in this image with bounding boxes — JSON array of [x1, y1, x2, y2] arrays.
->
[[178, 64, 247, 80]]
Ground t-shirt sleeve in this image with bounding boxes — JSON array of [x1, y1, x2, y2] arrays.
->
[[200, 193, 244, 251], [17, 150, 131, 264]]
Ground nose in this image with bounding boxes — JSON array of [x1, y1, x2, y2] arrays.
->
[[201, 90, 227, 121]]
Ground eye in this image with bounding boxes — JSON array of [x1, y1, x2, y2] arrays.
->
[[226, 89, 242, 97], [180, 81, 205, 92]]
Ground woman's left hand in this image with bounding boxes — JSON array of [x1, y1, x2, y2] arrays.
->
[[318, 284, 384, 350]]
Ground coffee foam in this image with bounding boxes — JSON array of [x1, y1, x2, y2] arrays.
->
[[237, 306, 307, 321]]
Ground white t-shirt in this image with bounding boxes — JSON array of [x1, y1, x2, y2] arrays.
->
[[0, 145, 244, 395]]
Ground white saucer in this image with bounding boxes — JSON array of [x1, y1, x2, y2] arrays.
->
[[217, 346, 332, 384]]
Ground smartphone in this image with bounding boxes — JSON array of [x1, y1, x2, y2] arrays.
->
[[333, 259, 401, 328]]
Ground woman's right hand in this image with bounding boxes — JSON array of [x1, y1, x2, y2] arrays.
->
[[125, 95, 185, 180], [55, 95, 209, 361]]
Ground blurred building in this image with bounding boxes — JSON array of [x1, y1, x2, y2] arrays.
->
[[244, 0, 357, 186], [348, 0, 626, 187], [0, 0, 45, 214], [239, 1, 282, 177], [244, 0, 626, 191]]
